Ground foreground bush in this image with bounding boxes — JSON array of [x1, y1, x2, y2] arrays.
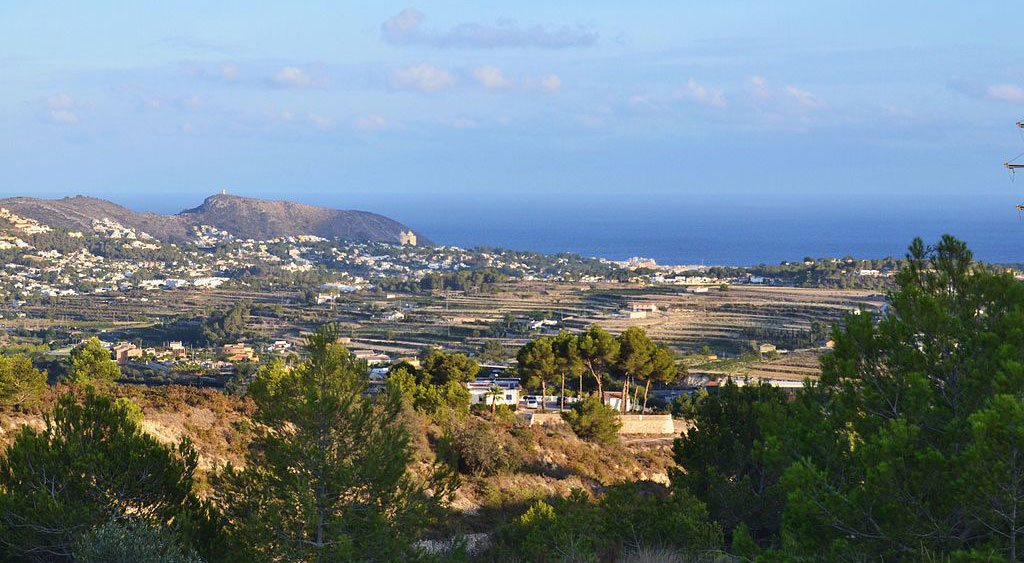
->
[[74, 518, 204, 563], [0, 353, 46, 408], [561, 397, 621, 445], [0, 390, 207, 561], [494, 484, 722, 561], [445, 418, 529, 476]]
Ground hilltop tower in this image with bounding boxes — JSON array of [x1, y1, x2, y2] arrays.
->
[[400, 230, 417, 246]]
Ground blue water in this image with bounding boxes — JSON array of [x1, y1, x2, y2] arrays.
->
[[131, 191, 1024, 267], [377, 195, 1024, 267]]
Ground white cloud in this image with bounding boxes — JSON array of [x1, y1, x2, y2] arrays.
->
[[749, 75, 770, 100], [48, 109, 78, 124], [381, 8, 596, 49], [45, 94, 78, 124], [382, 8, 425, 43], [747, 76, 826, 110], [308, 113, 334, 130], [473, 65, 512, 89], [353, 115, 390, 131], [681, 78, 725, 107], [181, 94, 204, 111], [538, 74, 561, 92], [273, 110, 335, 130], [219, 64, 240, 81], [389, 63, 456, 92], [785, 85, 826, 109], [472, 67, 562, 92], [628, 78, 725, 111], [270, 66, 327, 89], [986, 84, 1024, 103]]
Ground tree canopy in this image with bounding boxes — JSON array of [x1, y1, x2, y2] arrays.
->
[[67, 337, 120, 386], [0, 353, 46, 407], [419, 348, 479, 385], [218, 326, 457, 562], [671, 235, 1024, 560], [0, 390, 204, 562]]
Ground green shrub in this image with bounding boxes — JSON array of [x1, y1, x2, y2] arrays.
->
[[0, 353, 46, 408], [74, 518, 204, 563], [494, 491, 602, 562], [597, 482, 722, 554], [445, 419, 528, 476], [414, 380, 470, 417], [561, 397, 621, 445], [113, 397, 144, 425], [493, 485, 723, 561], [0, 390, 206, 561]]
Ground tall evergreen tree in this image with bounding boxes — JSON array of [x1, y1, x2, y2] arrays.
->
[[517, 336, 558, 412], [615, 327, 656, 413], [779, 236, 1024, 559], [577, 326, 619, 403], [219, 325, 457, 562], [552, 330, 584, 411]]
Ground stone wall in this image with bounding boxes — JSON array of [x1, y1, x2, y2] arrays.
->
[[618, 414, 675, 435], [522, 412, 677, 435], [522, 412, 566, 427]]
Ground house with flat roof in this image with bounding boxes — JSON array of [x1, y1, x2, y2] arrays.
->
[[466, 378, 522, 408]]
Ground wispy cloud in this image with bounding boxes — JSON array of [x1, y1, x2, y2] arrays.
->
[[353, 115, 391, 131], [389, 63, 456, 92], [219, 63, 240, 81], [382, 8, 597, 49], [784, 85, 826, 109], [44, 94, 79, 124], [473, 65, 512, 89], [275, 110, 335, 130], [269, 66, 328, 89], [629, 78, 726, 110], [528, 74, 562, 92], [471, 65, 561, 92], [307, 113, 334, 130], [986, 84, 1024, 103], [682, 78, 726, 107], [748, 76, 826, 110], [948, 80, 1024, 104]]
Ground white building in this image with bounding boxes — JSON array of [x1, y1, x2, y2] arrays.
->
[[466, 378, 522, 408], [192, 276, 229, 288]]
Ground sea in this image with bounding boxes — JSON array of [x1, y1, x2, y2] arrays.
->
[[377, 194, 1024, 267], [137, 191, 1024, 267]]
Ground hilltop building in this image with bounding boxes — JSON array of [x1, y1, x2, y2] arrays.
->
[[400, 231, 417, 246]]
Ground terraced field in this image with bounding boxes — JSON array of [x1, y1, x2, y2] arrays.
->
[[403, 283, 882, 355], [1, 282, 883, 376]]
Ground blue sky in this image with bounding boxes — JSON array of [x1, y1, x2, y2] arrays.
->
[[2, 2, 1023, 244]]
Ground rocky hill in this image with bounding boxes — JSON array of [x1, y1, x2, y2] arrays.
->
[[178, 194, 420, 242], [0, 193, 424, 244]]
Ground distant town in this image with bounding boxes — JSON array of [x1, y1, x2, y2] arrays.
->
[[0, 202, 950, 402]]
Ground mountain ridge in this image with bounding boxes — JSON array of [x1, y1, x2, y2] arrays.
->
[[0, 193, 426, 244]]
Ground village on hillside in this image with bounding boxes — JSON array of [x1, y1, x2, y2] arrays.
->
[[0, 207, 926, 410]]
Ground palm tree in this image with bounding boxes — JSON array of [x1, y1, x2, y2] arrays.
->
[[486, 384, 503, 413]]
